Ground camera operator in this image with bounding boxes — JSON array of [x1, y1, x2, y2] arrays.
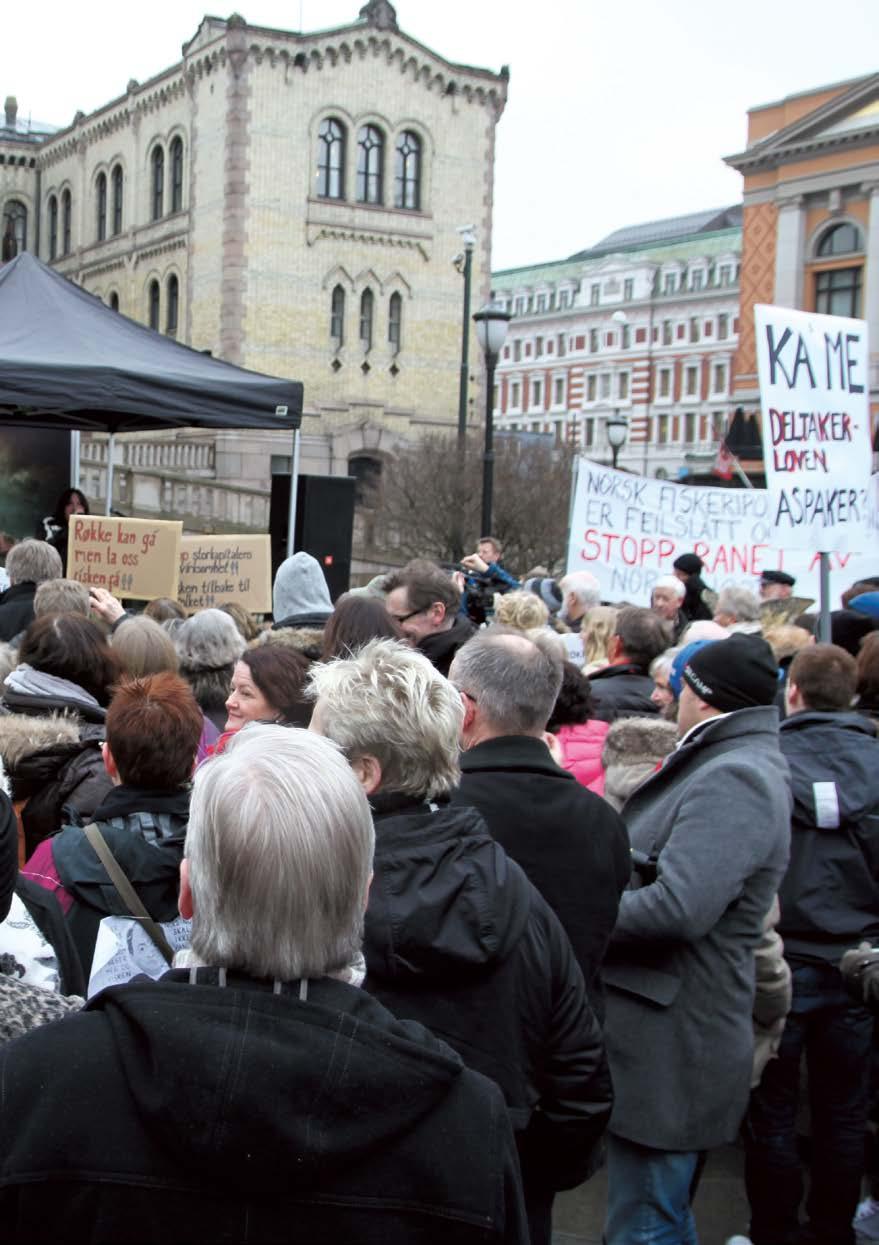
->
[[460, 536, 520, 626]]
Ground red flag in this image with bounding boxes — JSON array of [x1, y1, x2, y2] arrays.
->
[[712, 440, 734, 480]]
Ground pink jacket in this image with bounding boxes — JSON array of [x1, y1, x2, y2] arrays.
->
[[555, 720, 609, 794]]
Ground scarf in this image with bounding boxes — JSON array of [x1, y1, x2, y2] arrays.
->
[[4, 664, 101, 714]]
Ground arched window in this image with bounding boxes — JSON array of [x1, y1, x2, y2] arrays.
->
[[817, 222, 862, 257], [388, 291, 402, 353], [317, 118, 345, 199], [394, 131, 421, 210], [815, 269, 862, 318], [148, 279, 160, 331], [359, 288, 374, 350], [61, 189, 72, 256], [1, 200, 27, 260], [151, 145, 164, 221], [356, 125, 384, 204], [48, 195, 58, 260], [111, 164, 123, 235], [170, 138, 184, 213], [348, 454, 382, 506], [330, 284, 345, 344], [96, 172, 107, 242], [166, 274, 179, 336], [109, 291, 119, 312]]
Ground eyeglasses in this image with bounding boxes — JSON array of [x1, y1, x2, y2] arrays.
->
[[390, 607, 425, 624]]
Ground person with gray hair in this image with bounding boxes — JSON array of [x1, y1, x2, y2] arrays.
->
[[450, 630, 631, 1018], [33, 578, 91, 620], [174, 607, 245, 731], [558, 570, 602, 628], [309, 639, 612, 1245], [0, 540, 63, 643], [714, 585, 763, 633], [0, 723, 529, 1244]]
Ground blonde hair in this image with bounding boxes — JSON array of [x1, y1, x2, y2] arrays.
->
[[112, 615, 179, 678], [763, 624, 812, 664], [494, 590, 549, 632], [581, 605, 618, 665]]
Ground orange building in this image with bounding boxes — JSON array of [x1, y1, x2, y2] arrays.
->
[[726, 73, 879, 439]]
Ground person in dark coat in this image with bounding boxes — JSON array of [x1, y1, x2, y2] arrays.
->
[[448, 628, 631, 1015], [0, 726, 529, 1245], [0, 539, 63, 644], [587, 606, 670, 722], [673, 552, 714, 623], [384, 559, 476, 677], [40, 487, 89, 572], [308, 639, 612, 1245], [743, 644, 879, 1245]]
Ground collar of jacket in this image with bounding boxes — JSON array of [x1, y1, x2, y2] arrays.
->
[[369, 791, 433, 821], [635, 704, 780, 793], [588, 661, 646, 681], [0, 582, 35, 602], [780, 708, 876, 738], [418, 614, 475, 657], [460, 733, 575, 779], [91, 785, 191, 822]]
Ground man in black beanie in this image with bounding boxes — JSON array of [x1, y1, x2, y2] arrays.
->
[[672, 552, 713, 623], [601, 632, 792, 1244]]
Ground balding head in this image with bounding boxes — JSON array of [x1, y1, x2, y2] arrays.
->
[[449, 627, 563, 746]]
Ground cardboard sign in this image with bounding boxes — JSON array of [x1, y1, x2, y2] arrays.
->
[[755, 304, 872, 553], [566, 459, 879, 608], [67, 515, 182, 601], [178, 535, 272, 614]]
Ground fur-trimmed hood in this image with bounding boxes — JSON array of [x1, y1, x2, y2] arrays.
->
[[0, 711, 83, 772], [254, 627, 324, 662], [601, 715, 678, 812]]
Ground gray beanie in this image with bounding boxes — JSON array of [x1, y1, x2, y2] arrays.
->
[[273, 552, 333, 626]]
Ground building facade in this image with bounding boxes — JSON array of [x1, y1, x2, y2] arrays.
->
[[490, 208, 742, 480]]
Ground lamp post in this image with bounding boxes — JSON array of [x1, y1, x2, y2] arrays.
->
[[473, 302, 511, 536], [455, 226, 477, 455], [607, 408, 629, 471]]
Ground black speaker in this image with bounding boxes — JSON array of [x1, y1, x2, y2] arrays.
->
[[269, 474, 355, 603]]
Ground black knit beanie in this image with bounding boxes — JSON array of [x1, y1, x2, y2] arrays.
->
[[682, 633, 778, 713], [0, 792, 18, 924], [673, 553, 704, 576]]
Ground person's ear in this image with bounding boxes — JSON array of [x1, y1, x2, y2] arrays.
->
[[179, 858, 193, 920], [430, 601, 446, 626], [786, 680, 803, 715], [350, 754, 383, 795], [459, 689, 477, 739], [102, 741, 119, 781]]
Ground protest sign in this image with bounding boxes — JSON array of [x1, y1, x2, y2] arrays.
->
[[566, 459, 879, 609], [755, 304, 871, 553], [67, 515, 182, 600], [178, 535, 272, 614]]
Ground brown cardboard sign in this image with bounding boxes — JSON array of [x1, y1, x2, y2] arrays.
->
[[178, 534, 272, 614], [67, 515, 183, 601]]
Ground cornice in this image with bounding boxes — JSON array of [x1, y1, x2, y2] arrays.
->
[[37, 76, 186, 171]]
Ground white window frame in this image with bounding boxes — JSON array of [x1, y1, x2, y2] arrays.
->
[[684, 364, 699, 398], [509, 379, 522, 412], [617, 370, 631, 403], [655, 366, 673, 403], [551, 374, 566, 411], [529, 377, 544, 412], [710, 361, 729, 398]]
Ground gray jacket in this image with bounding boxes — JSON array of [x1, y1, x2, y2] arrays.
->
[[602, 706, 791, 1151]]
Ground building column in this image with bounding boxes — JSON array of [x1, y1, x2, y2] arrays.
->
[[773, 195, 805, 308], [862, 181, 879, 393]]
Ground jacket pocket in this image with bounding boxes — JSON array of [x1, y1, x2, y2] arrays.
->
[[602, 961, 682, 1007]]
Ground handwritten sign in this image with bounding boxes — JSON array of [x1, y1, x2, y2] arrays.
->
[[67, 515, 182, 600], [755, 304, 871, 553], [566, 460, 879, 608], [178, 535, 272, 614]]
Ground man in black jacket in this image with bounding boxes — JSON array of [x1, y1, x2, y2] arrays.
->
[[448, 628, 631, 1012], [743, 643, 879, 1245], [587, 606, 669, 722], [0, 539, 62, 643], [384, 559, 476, 677], [308, 639, 612, 1245], [0, 726, 528, 1245]]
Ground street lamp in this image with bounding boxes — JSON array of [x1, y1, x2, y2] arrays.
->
[[473, 301, 512, 536], [607, 408, 629, 471], [455, 226, 477, 454]]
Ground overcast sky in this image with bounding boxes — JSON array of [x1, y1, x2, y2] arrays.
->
[[6, 0, 878, 270]]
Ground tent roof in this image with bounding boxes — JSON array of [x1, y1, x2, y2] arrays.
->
[[0, 253, 303, 433]]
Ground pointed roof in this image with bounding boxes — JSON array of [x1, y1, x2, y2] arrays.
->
[[0, 253, 302, 433]]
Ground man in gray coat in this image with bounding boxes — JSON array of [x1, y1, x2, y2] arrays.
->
[[601, 632, 791, 1244]]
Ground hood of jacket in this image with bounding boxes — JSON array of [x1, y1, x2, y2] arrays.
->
[[364, 799, 533, 982], [272, 552, 333, 623], [0, 709, 83, 773]]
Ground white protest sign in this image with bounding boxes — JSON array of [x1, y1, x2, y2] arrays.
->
[[566, 459, 879, 608], [755, 304, 871, 553], [178, 535, 272, 614]]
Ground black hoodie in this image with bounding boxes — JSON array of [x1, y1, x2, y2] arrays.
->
[[0, 971, 528, 1243]]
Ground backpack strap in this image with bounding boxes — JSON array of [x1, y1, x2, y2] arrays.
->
[[83, 823, 174, 965]]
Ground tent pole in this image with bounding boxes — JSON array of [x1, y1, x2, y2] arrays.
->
[[70, 431, 81, 490], [286, 428, 300, 559], [105, 433, 115, 516]]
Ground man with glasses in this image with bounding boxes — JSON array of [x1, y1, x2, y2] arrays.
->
[[384, 559, 476, 677]]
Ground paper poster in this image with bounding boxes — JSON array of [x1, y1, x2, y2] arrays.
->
[[67, 514, 182, 600], [88, 915, 192, 998], [178, 534, 272, 613]]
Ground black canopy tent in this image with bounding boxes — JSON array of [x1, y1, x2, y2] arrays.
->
[[0, 253, 303, 526]]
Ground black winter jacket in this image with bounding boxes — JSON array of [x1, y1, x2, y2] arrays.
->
[[363, 796, 612, 1195], [0, 583, 35, 644], [452, 735, 631, 1012], [587, 662, 659, 722], [0, 971, 528, 1243], [417, 614, 477, 677], [778, 709, 879, 964]]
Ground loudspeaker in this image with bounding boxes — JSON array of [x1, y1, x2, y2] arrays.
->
[[269, 474, 355, 604]]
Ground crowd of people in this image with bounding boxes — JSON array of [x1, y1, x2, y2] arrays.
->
[[0, 526, 877, 1244]]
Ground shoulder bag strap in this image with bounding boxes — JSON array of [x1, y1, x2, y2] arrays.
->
[[83, 822, 174, 965]]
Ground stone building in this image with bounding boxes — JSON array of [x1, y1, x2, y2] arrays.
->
[[490, 207, 742, 480], [0, 1, 508, 538]]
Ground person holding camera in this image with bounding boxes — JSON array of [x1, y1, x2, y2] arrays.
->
[[459, 536, 520, 626]]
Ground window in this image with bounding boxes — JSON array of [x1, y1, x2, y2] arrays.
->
[[166, 274, 179, 336], [690, 317, 700, 343], [318, 118, 346, 199], [348, 454, 382, 505], [510, 381, 521, 409], [599, 373, 611, 400], [356, 125, 384, 204], [717, 313, 729, 341], [718, 264, 732, 287], [684, 412, 696, 443], [712, 412, 726, 441], [589, 329, 599, 353], [662, 320, 672, 346], [148, 279, 160, 331], [557, 334, 566, 357], [663, 272, 676, 295], [590, 283, 600, 306], [535, 336, 543, 357], [531, 379, 543, 409], [586, 374, 597, 403], [815, 268, 862, 318], [394, 130, 420, 210], [621, 324, 631, 349], [817, 222, 862, 257], [514, 296, 525, 316], [109, 291, 119, 312], [151, 146, 164, 220], [558, 288, 571, 309], [584, 417, 595, 448], [658, 414, 670, 444], [510, 340, 520, 363], [111, 165, 123, 235], [554, 377, 565, 407], [2, 200, 26, 258], [536, 294, 546, 313], [657, 368, 671, 400], [170, 137, 184, 213], [359, 288, 374, 349], [623, 278, 634, 301], [61, 189, 72, 255], [96, 173, 107, 242], [330, 284, 345, 344], [690, 269, 704, 291], [388, 291, 402, 353], [712, 363, 727, 394], [48, 195, 58, 260], [618, 372, 629, 400], [685, 365, 699, 397]]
